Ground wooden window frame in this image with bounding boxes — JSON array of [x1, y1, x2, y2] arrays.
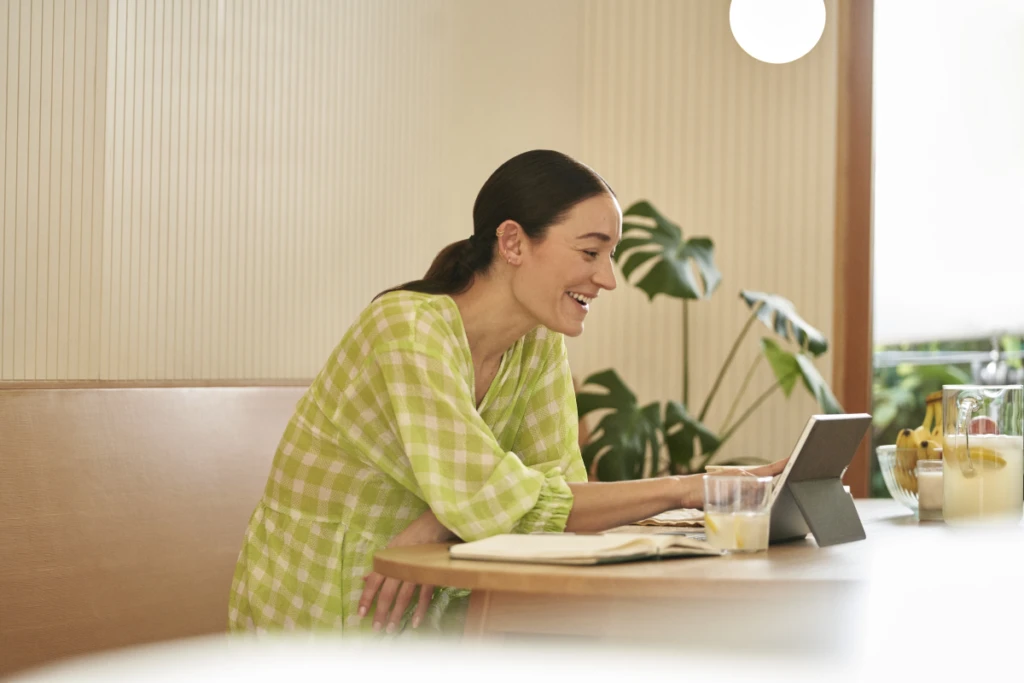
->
[[833, 0, 875, 497]]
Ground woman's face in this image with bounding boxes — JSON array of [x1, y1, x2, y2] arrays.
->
[[509, 193, 621, 337]]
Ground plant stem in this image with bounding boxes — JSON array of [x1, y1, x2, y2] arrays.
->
[[720, 354, 762, 432], [720, 371, 799, 443], [698, 310, 759, 422], [682, 300, 689, 407]]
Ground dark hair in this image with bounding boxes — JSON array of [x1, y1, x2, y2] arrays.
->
[[375, 150, 614, 300]]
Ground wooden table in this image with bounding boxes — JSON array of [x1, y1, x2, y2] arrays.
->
[[375, 499, 1024, 657]]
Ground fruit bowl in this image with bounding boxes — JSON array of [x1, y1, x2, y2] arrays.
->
[[876, 445, 919, 512]]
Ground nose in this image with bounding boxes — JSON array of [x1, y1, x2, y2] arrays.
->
[[594, 256, 617, 291]]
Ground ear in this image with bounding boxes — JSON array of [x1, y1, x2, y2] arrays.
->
[[496, 220, 524, 266]]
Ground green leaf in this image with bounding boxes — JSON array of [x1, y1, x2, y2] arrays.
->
[[873, 401, 898, 430], [616, 200, 722, 301], [740, 291, 829, 356], [757, 337, 842, 414], [760, 338, 800, 396], [663, 400, 721, 474], [1002, 335, 1023, 370], [795, 354, 844, 414], [910, 364, 971, 385], [577, 370, 662, 481]]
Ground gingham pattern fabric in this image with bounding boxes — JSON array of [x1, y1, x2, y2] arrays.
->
[[229, 291, 586, 634]]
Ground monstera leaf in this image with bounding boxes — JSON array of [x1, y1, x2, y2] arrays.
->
[[663, 400, 721, 474], [577, 369, 662, 481], [741, 291, 828, 356], [761, 338, 843, 414], [760, 337, 801, 397], [615, 201, 722, 301]]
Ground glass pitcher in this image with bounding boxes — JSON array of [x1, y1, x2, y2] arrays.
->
[[942, 385, 1024, 524]]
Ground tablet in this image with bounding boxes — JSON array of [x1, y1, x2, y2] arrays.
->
[[768, 413, 872, 546]]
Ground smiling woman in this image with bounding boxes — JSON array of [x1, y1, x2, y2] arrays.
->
[[378, 149, 620, 340], [228, 150, 787, 638]]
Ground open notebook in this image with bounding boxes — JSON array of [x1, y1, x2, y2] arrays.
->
[[448, 532, 722, 566]]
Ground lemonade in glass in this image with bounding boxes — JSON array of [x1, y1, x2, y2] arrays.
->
[[942, 385, 1024, 524], [703, 474, 772, 552], [704, 510, 771, 551]]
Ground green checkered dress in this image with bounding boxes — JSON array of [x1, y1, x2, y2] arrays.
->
[[229, 291, 586, 634]]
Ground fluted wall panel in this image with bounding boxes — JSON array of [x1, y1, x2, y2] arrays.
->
[[569, 0, 839, 463], [2, 0, 109, 380], [1, 0, 839, 463], [1, 0, 457, 379]]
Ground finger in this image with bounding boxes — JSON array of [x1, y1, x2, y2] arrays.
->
[[754, 459, 787, 477], [386, 582, 417, 633], [412, 584, 434, 629], [372, 577, 402, 632], [358, 572, 386, 619]]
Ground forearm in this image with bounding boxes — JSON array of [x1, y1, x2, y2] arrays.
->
[[399, 508, 457, 545], [563, 475, 703, 533]]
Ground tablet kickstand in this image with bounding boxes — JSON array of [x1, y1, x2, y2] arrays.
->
[[788, 478, 867, 547]]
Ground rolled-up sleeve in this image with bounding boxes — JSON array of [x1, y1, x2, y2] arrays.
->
[[509, 334, 587, 533]]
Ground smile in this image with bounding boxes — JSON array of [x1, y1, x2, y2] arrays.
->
[[567, 291, 593, 311]]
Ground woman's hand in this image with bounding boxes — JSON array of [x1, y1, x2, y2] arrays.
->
[[358, 509, 453, 633], [745, 456, 790, 478], [706, 457, 790, 479], [359, 570, 433, 633], [675, 457, 790, 509]]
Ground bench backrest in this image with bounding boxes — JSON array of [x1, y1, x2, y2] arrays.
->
[[0, 383, 307, 676]]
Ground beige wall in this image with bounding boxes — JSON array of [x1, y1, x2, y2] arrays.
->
[[1, 0, 837, 462]]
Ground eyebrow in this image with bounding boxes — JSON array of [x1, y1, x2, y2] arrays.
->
[[576, 232, 618, 244]]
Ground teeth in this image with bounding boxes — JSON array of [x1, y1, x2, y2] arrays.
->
[[568, 292, 592, 305]]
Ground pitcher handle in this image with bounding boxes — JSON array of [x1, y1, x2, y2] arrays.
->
[[955, 395, 978, 477]]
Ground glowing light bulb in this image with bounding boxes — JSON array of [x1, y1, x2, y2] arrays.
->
[[729, 0, 827, 65]]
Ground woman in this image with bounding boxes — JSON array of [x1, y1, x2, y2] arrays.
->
[[229, 150, 785, 636]]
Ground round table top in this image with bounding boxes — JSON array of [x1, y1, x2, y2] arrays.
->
[[374, 499, 1024, 599]]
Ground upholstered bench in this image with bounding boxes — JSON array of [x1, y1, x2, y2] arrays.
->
[[0, 382, 307, 676]]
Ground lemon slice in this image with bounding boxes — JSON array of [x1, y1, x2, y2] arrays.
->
[[704, 513, 718, 534], [951, 445, 1006, 469]]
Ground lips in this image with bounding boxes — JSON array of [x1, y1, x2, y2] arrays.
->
[[567, 291, 593, 306], [566, 292, 592, 315]]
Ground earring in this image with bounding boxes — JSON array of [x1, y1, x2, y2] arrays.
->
[[496, 226, 505, 237]]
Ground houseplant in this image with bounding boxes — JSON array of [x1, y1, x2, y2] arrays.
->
[[577, 201, 843, 481]]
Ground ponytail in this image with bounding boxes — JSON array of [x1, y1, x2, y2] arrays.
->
[[375, 238, 483, 299], [375, 149, 613, 301]]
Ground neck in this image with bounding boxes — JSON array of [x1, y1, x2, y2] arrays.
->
[[451, 272, 537, 366]]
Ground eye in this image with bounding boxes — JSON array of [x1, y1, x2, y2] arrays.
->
[[582, 250, 598, 260]]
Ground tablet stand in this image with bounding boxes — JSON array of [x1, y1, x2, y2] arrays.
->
[[788, 478, 866, 547]]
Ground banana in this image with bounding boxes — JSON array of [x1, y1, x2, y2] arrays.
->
[[922, 401, 935, 433], [894, 465, 917, 494], [931, 393, 943, 433], [921, 390, 944, 436], [896, 428, 917, 450], [896, 445, 919, 471], [892, 394, 946, 496], [893, 428, 920, 493]]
